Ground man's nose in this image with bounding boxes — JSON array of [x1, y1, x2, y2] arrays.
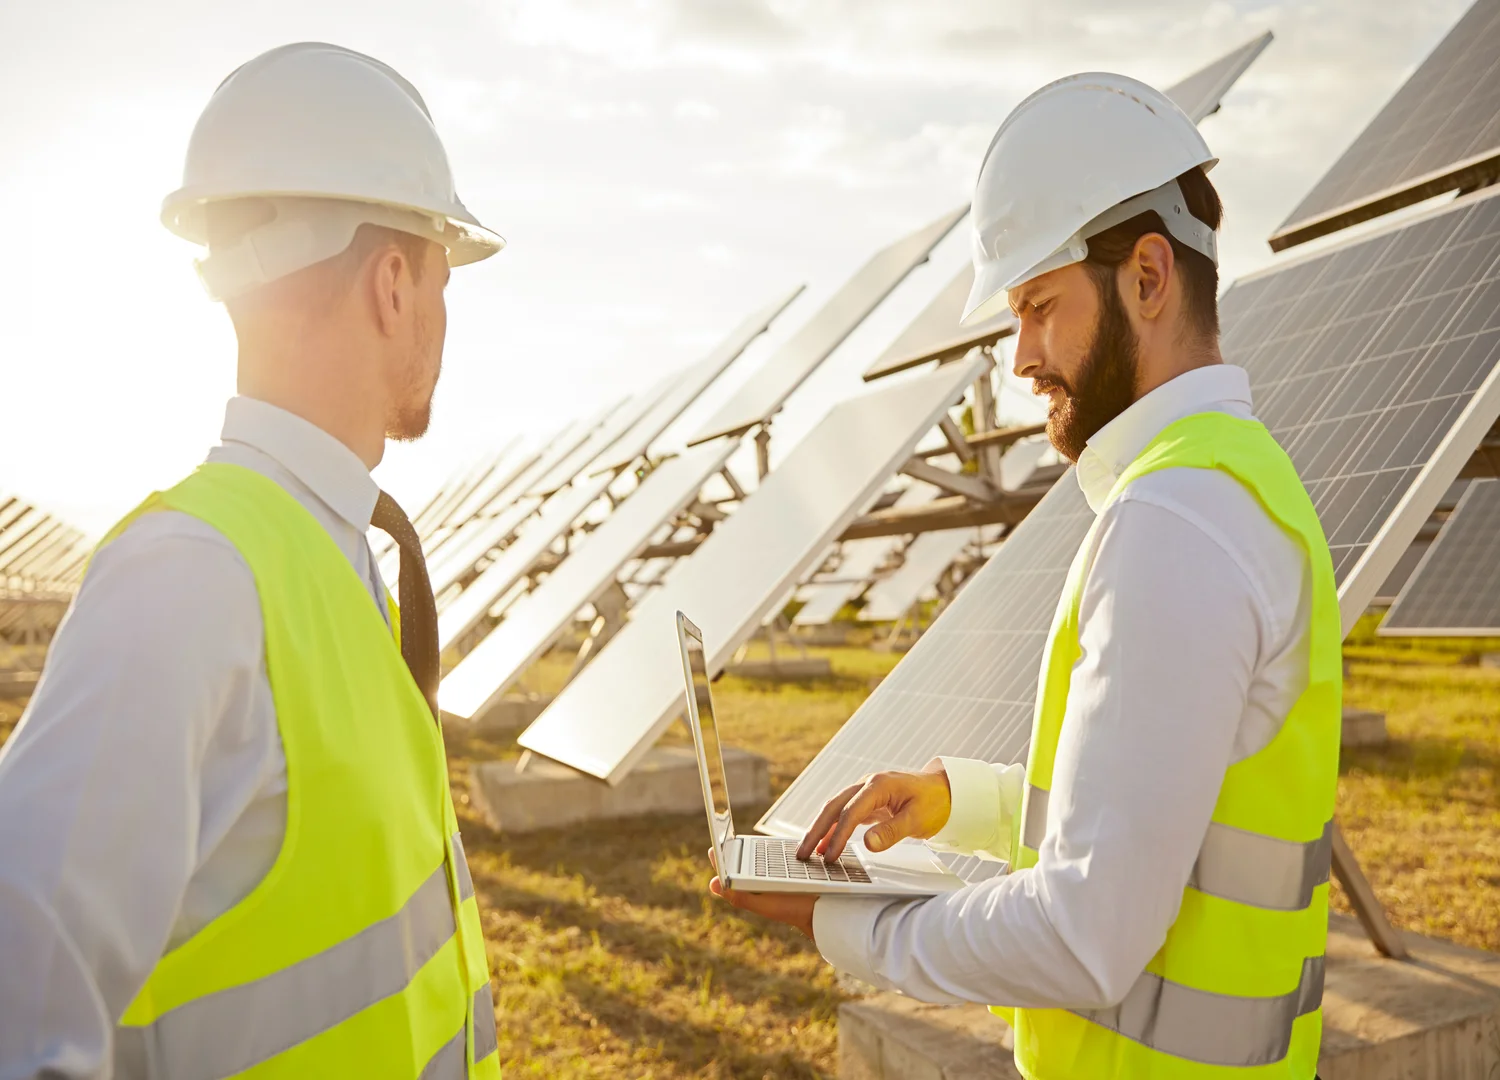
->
[[1013, 321, 1043, 380]]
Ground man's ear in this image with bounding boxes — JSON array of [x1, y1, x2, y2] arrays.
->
[[369, 246, 411, 338], [1128, 233, 1175, 322]]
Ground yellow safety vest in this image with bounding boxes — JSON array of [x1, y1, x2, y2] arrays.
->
[[100, 463, 500, 1079], [998, 412, 1340, 1079]]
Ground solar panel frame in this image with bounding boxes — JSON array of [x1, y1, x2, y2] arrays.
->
[[439, 439, 742, 720], [519, 353, 992, 783], [1270, 0, 1500, 251], [527, 379, 680, 498], [791, 537, 899, 626], [861, 35, 1271, 383], [592, 287, 806, 473], [436, 472, 616, 653], [1380, 477, 1500, 635], [761, 183, 1500, 850], [686, 206, 969, 445]]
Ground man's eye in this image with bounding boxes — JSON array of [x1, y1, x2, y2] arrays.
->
[[1031, 299, 1053, 316]]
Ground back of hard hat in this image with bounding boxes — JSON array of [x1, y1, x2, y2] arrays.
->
[[962, 73, 1214, 326], [163, 42, 503, 300]]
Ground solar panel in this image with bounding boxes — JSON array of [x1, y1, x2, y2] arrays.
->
[[528, 381, 681, 498], [439, 440, 741, 720], [686, 207, 968, 445], [519, 352, 992, 782], [761, 183, 1500, 848], [419, 402, 625, 590], [861, 36, 1271, 383], [436, 473, 615, 653], [859, 527, 977, 623], [592, 287, 805, 473], [791, 538, 899, 626], [1270, 0, 1500, 251], [1159, 31, 1274, 128], [1381, 478, 1500, 635]]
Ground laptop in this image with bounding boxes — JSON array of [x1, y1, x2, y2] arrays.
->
[[675, 611, 965, 897]]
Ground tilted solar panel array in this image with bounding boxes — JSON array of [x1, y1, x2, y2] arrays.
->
[[1381, 477, 1500, 635], [761, 187, 1500, 857], [1272, 0, 1500, 249]]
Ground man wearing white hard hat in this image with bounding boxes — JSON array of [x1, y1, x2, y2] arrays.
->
[[0, 44, 504, 1078], [713, 73, 1337, 1079]]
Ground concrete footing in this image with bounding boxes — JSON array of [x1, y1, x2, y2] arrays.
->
[[793, 624, 853, 647], [469, 744, 769, 833], [1343, 706, 1389, 748], [723, 658, 834, 681], [838, 915, 1500, 1079], [1480, 652, 1500, 670]]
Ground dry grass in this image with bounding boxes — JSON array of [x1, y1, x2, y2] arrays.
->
[[1, 624, 1497, 1076]]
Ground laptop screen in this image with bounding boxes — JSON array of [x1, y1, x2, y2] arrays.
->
[[680, 616, 735, 847]]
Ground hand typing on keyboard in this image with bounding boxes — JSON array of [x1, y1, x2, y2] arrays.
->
[[752, 838, 872, 883]]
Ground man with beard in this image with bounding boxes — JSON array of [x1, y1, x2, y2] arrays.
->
[[711, 73, 1337, 1079], [0, 45, 505, 1077]]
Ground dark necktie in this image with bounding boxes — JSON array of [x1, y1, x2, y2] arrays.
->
[[370, 489, 440, 721]]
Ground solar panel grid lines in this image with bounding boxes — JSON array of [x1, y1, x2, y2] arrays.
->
[[687, 205, 970, 446], [439, 439, 742, 721], [593, 286, 807, 474], [1381, 478, 1500, 634], [518, 352, 992, 783], [859, 527, 979, 623], [861, 32, 1273, 384], [436, 472, 616, 653], [1271, 0, 1500, 250], [760, 183, 1500, 848]]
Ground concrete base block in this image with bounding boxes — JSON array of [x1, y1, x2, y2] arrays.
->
[[1343, 706, 1389, 748], [837, 915, 1500, 1080], [793, 624, 852, 647], [444, 694, 553, 737], [1480, 652, 1500, 670], [723, 658, 834, 681], [470, 744, 769, 833]]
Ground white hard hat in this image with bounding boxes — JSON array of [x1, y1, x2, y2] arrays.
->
[[162, 42, 504, 301], [962, 72, 1217, 326]]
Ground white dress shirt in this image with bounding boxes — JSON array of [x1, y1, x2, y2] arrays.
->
[[0, 397, 387, 1080], [812, 364, 1313, 1009]]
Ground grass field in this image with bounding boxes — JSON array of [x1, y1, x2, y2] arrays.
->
[[2, 623, 1497, 1077]]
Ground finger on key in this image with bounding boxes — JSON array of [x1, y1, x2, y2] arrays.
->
[[797, 781, 864, 860], [820, 775, 894, 862]]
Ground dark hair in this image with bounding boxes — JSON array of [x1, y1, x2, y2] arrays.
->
[[1082, 166, 1223, 340]]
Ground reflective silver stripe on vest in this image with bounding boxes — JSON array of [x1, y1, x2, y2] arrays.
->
[[1021, 785, 1332, 912], [1074, 955, 1324, 1067], [1021, 784, 1049, 851], [474, 982, 500, 1061], [1188, 818, 1333, 911], [419, 1022, 467, 1080], [128, 861, 456, 1080], [453, 830, 476, 901]]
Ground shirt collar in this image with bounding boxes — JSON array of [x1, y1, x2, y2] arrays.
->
[[1074, 364, 1255, 513], [220, 396, 380, 530]]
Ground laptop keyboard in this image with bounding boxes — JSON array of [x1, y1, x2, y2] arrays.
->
[[749, 837, 871, 884]]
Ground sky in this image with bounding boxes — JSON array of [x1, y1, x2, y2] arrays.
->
[[0, 0, 1473, 533]]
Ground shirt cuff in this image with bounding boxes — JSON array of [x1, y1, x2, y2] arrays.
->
[[813, 895, 895, 988], [926, 756, 1019, 857]]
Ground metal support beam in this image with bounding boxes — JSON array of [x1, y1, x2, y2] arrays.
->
[[917, 421, 1047, 459], [755, 423, 772, 481], [972, 365, 1005, 487], [937, 415, 976, 464], [900, 457, 998, 503], [1331, 822, 1409, 960], [719, 466, 748, 502]]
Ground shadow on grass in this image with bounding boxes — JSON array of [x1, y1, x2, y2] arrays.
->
[[560, 974, 831, 1080], [481, 873, 833, 1023]]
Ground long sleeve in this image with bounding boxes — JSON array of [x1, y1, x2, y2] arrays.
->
[[0, 515, 267, 1080], [924, 756, 1025, 862], [813, 490, 1271, 1007]]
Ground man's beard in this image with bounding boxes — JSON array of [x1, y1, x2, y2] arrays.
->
[[1035, 278, 1140, 463], [387, 320, 440, 442]]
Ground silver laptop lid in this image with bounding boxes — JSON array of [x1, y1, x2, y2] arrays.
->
[[676, 612, 737, 870]]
